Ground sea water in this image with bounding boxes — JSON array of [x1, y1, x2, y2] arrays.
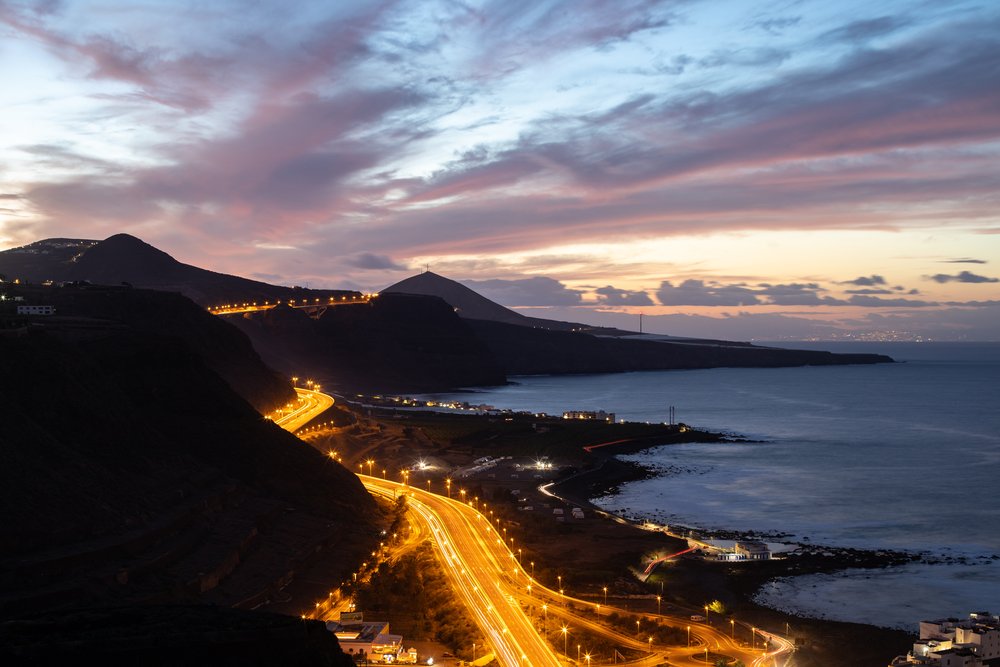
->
[[421, 342, 1000, 628]]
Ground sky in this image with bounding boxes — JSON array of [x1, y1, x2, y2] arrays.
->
[[1, 0, 999, 340]]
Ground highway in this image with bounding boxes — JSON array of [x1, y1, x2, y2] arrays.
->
[[208, 294, 371, 315], [274, 387, 335, 432], [273, 386, 794, 667], [365, 478, 562, 667]]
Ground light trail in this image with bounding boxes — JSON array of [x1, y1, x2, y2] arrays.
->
[[364, 478, 561, 667], [274, 388, 334, 432], [270, 385, 794, 667]]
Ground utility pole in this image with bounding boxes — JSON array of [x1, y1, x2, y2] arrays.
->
[[639, 312, 643, 333]]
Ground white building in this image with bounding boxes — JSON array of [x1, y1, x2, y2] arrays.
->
[[889, 612, 999, 667]]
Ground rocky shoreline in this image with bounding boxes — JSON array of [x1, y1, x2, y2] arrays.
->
[[542, 440, 921, 665]]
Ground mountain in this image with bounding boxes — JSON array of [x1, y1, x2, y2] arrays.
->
[[382, 272, 894, 375], [0, 234, 359, 307], [383, 271, 532, 326], [382, 271, 629, 334], [228, 292, 507, 392]]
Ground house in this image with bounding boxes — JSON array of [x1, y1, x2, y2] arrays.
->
[[889, 612, 999, 666]]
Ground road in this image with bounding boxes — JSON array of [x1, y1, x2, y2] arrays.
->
[[273, 387, 793, 667], [208, 295, 371, 315], [365, 478, 562, 667], [274, 387, 335, 432]]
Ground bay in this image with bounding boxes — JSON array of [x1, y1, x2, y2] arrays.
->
[[421, 342, 1000, 628]]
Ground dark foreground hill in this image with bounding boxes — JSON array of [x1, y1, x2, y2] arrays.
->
[[4, 284, 295, 412], [0, 290, 378, 661], [0, 606, 353, 667], [0, 234, 360, 307]]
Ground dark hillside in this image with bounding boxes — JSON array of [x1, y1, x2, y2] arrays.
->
[[8, 284, 293, 412], [229, 293, 506, 392], [0, 329, 377, 618]]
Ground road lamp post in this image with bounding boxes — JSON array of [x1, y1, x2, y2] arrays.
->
[[656, 595, 661, 615], [686, 626, 690, 647], [366, 459, 374, 476], [730, 619, 735, 639], [561, 627, 568, 658], [603, 586, 608, 606]]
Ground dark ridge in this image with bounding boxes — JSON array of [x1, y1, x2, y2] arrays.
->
[[382, 271, 628, 334], [0, 234, 360, 307], [5, 283, 294, 412], [228, 292, 506, 392], [466, 318, 894, 375]]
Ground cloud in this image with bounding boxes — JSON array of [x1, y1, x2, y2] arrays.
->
[[461, 276, 584, 307], [941, 258, 987, 264], [656, 279, 761, 306], [594, 285, 653, 306], [821, 16, 913, 44], [756, 282, 847, 306], [845, 288, 893, 295], [749, 16, 802, 36], [842, 275, 887, 286], [847, 294, 937, 307], [345, 253, 409, 271], [928, 271, 999, 283]]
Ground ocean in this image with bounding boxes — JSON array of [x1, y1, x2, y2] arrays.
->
[[420, 342, 1000, 629]]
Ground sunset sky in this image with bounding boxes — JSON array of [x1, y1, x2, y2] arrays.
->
[[2, 0, 998, 339]]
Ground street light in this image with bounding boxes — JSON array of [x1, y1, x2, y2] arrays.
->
[[656, 595, 661, 615], [687, 626, 690, 647], [561, 626, 568, 657], [730, 619, 735, 639], [603, 586, 608, 605], [636, 619, 640, 635], [366, 459, 374, 476]]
